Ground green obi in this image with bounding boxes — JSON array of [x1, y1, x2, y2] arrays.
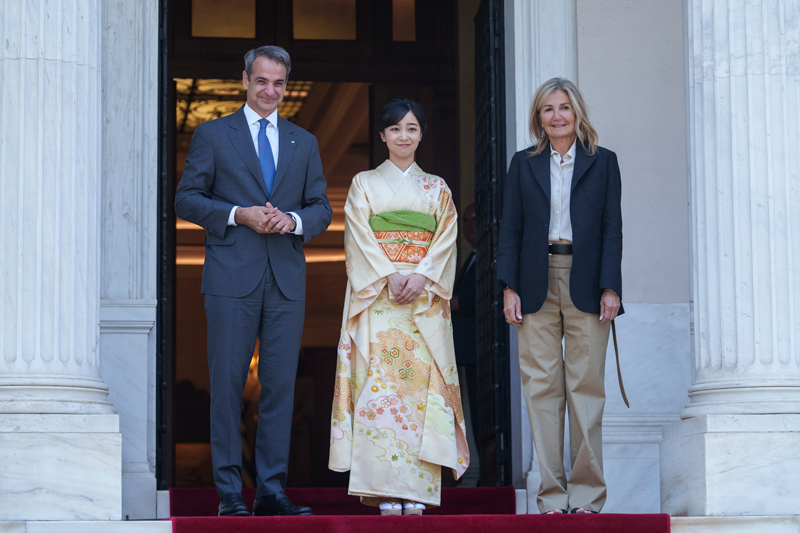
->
[[369, 210, 436, 233]]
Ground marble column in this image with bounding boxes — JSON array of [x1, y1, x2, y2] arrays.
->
[[661, 0, 800, 516], [0, 0, 122, 521]]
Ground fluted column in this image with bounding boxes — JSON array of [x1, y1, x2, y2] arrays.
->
[[0, 0, 121, 520], [0, 0, 114, 414], [683, 0, 800, 418], [661, 0, 799, 516]]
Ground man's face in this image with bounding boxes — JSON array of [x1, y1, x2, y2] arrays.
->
[[242, 56, 287, 118]]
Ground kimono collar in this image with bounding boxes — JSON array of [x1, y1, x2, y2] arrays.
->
[[376, 160, 423, 192]]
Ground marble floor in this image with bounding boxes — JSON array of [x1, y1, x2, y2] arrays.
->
[[0, 523, 171, 533], [671, 516, 800, 533]]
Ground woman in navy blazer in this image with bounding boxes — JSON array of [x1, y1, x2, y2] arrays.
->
[[497, 78, 622, 515]]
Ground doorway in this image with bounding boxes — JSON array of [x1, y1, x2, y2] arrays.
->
[[158, 0, 468, 489]]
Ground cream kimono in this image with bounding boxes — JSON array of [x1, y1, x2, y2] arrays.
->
[[329, 160, 469, 507]]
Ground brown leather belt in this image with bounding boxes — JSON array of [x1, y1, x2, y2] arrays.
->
[[611, 320, 629, 408], [548, 243, 573, 255]]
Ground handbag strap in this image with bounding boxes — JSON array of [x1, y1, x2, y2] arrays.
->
[[611, 320, 629, 408]]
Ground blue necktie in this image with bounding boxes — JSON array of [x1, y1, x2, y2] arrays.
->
[[258, 118, 276, 194]]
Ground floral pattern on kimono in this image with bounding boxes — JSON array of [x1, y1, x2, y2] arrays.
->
[[329, 160, 468, 507]]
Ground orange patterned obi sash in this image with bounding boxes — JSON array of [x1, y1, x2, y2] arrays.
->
[[374, 230, 434, 264]]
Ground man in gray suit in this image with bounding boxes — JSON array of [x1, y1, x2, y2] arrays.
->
[[175, 45, 331, 517]]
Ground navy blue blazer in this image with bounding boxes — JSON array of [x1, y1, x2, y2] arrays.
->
[[175, 106, 332, 300], [496, 142, 623, 316]]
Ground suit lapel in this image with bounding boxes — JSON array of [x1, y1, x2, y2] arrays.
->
[[527, 145, 551, 203], [227, 106, 269, 198], [272, 116, 297, 194], [571, 142, 597, 192]]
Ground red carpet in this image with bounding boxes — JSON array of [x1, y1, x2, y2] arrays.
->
[[169, 487, 517, 516], [171, 514, 671, 533]]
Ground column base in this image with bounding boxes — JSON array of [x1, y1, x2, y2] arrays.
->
[[660, 414, 800, 516], [0, 414, 122, 521], [0, 375, 117, 415], [682, 378, 800, 419]]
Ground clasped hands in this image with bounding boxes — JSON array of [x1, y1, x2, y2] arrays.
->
[[388, 273, 427, 305], [503, 288, 620, 327], [236, 202, 296, 234]]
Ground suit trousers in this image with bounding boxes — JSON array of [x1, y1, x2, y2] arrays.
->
[[518, 254, 610, 513], [204, 258, 305, 498]]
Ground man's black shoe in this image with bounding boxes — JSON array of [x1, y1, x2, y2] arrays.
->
[[253, 493, 313, 516], [218, 492, 250, 517]]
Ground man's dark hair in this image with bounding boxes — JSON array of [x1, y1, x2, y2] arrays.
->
[[244, 46, 291, 79], [375, 98, 427, 134]]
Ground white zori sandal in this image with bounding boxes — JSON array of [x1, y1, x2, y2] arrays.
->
[[402, 501, 426, 516], [379, 500, 402, 516]]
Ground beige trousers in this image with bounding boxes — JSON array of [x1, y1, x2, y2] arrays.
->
[[518, 254, 610, 513]]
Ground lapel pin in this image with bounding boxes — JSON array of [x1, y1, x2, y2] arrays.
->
[[291, 140, 295, 144]]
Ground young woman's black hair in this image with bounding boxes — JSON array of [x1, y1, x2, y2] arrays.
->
[[375, 98, 427, 134]]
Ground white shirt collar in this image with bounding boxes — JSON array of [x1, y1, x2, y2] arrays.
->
[[244, 103, 279, 129], [550, 139, 577, 161]]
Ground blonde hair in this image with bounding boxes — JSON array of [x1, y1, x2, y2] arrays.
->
[[528, 78, 598, 156]]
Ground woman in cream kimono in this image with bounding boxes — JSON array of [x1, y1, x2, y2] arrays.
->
[[329, 99, 469, 515]]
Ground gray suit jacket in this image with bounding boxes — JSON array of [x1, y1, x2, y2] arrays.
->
[[175, 106, 332, 300]]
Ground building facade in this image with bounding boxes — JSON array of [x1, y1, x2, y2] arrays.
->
[[0, 0, 797, 524]]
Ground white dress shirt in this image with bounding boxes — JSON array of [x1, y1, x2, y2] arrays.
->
[[243, 103, 280, 166], [227, 103, 303, 234], [548, 140, 577, 244]]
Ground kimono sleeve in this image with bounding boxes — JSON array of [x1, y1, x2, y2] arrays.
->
[[413, 180, 458, 299], [344, 174, 397, 298]]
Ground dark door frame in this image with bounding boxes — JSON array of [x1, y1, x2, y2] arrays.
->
[[156, 0, 174, 489], [156, 0, 465, 489], [474, 0, 513, 487]]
